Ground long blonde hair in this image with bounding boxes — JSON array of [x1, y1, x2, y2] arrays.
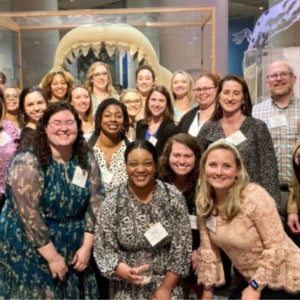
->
[[196, 139, 249, 220]]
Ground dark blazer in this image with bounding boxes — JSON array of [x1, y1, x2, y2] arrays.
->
[[178, 106, 199, 133], [136, 119, 179, 157]]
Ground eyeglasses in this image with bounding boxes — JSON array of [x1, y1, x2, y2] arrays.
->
[[193, 87, 216, 93], [48, 120, 76, 129], [5, 94, 19, 100], [123, 100, 141, 105], [267, 72, 293, 80], [92, 71, 108, 78]]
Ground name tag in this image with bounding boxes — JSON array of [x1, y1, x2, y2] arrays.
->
[[0, 131, 12, 147], [149, 136, 158, 146], [144, 222, 168, 247], [206, 215, 217, 233], [71, 166, 88, 188], [101, 168, 114, 184], [226, 130, 247, 146], [269, 115, 288, 128], [189, 214, 198, 230]]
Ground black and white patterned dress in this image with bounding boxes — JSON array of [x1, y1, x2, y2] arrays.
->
[[93, 180, 192, 299]]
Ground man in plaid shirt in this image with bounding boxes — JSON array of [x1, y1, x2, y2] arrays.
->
[[253, 60, 300, 243]]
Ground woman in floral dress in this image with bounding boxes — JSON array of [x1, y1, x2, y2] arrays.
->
[[0, 101, 103, 299]]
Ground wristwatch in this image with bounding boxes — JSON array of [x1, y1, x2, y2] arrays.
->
[[250, 279, 264, 292]]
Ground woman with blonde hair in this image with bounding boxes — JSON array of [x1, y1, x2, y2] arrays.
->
[[69, 84, 94, 141], [40, 69, 74, 102], [170, 70, 196, 124], [196, 140, 300, 300], [120, 88, 142, 140], [84, 61, 119, 116]]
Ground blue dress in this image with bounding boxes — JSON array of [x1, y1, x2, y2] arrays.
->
[[0, 150, 103, 299]]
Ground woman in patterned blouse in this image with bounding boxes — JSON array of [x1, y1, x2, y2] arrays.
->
[[93, 139, 192, 300]]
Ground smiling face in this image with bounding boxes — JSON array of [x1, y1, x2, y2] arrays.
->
[[50, 74, 68, 101], [266, 61, 296, 100], [45, 110, 78, 152], [4, 88, 20, 113], [172, 73, 189, 99], [205, 148, 239, 194], [148, 90, 167, 119], [91, 64, 109, 92], [100, 104, 124, 137], [127, 147, 156, 190], [194, 76, 217, 109], [169, 141, 196, 177], [70, 87, 91, 116], [136, 69, 154, 97], [121, 91, 142, 118], [24, 91, 47, 125], [218, 80, 244, 116]]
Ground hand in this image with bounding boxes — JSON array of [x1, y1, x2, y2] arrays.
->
[[153, 285, 171, 300], [127, 265, 150, 285], [72, 245, 92, 272], [241, 285, 261, 300], [191, 249, 198, 274], [201, 289, 213, 300], [287, 213, 300, 234], [48, 254, 68, 281]]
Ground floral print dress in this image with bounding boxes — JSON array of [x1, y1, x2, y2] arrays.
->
[[93, 180, 192, 300], [0, 150, 102, 299]]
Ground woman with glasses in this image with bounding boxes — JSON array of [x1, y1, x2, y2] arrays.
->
[[0, 101, 103, 299], [19, 86, 48, 150], [40, 70, 74, 103], [120, 88, 142, 140], [0, 88, 19, 212], [4, 86, 23, 130], [84, 62, 119, 116], [170, 70, 196, 124], [178, 73, 222, 137]]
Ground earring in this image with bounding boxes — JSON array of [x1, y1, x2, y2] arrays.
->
[[241, 103, 246, 114]]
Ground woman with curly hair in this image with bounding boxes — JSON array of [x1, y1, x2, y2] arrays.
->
[[40, 69, 74, 102], [158, 133, 203, 299], [0, 101, 103, 299]]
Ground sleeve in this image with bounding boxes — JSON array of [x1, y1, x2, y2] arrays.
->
[[247, 185, 293, 287], [93, 190, 121, 280], [84, 152, 103, 233], [254, 121, 282, 215], [197, 122, 212, 151], [7, 152, 50, 247], [197, 217, 225, 287], [165, 187, 192, 277]]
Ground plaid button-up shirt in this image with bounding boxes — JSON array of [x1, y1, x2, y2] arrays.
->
[[253, 95, 300, 185]]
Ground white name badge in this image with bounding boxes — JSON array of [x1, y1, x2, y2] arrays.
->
[[144, 222, 168, 247], [225, 130, 247, 146], [71, 166, 88, 188], [101, 168, 114, 184], [269, 115, 288, 129], [0, 131, 12, 147], [206, 215, 217, 233], [189, 214, 198, 230], [149, 136, 158, 146]]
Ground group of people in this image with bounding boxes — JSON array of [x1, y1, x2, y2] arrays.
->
[[0, 59, 300, 300]]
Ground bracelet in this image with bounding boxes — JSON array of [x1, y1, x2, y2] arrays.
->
[[203, 285, 214, 292]]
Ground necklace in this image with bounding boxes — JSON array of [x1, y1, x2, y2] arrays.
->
[[222, 116, 245, 130]]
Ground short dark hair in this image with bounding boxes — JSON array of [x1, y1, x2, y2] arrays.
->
[[94, 97, 129, 139], [135, 65, 156, 81], [125, 139, 158, 167]]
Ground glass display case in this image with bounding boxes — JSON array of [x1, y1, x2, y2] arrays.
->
[[0, 6, 215, 88]]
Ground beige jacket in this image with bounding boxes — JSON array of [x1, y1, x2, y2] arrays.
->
[[287, 119, 300, 214]]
